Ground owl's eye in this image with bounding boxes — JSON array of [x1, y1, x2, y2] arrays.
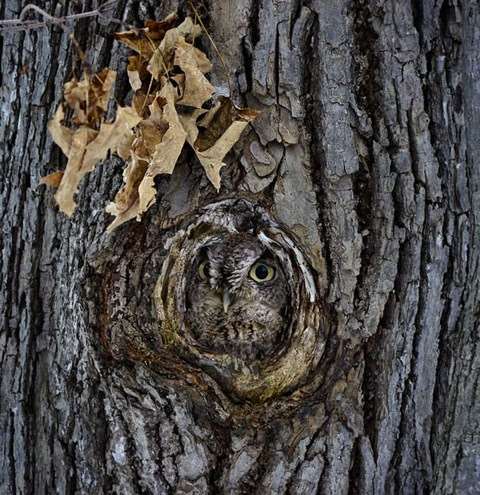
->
[[198, 260, 210, 280], [249, 262, 275, 282]]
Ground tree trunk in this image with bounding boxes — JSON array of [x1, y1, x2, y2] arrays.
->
[[1, 0, 479, 493]]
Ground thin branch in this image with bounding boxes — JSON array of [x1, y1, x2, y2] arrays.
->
[[144, 30, 173, 84], [0, 1, 119, 33], [188, 0, 233, 99]]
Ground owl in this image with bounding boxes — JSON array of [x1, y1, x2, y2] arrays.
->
[[185, 233, 289, 361]]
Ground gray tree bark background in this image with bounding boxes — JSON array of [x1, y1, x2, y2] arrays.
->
[[1, 0, 479, 493]]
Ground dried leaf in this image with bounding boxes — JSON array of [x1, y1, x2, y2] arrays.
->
[[148, 17, 203, 80], [127, 55, 147, 91], [194, 121, 248, 191], [138, 83, 187, 213], [195, 98, 259, 151], [49, 104, 141, 216], [40, 171, 64, 188], [112, 155, 149, 214], [158, 17, 202, 57], [116, 133, 136, 161], [173, 17, 202, 40], [106, 84, 188, 231], [106, 154, 148, 231], [135, 122, 166, 158], [48, 106, 74, 156], [134, 97, 169, 158], [176, 37, 212, 74], [91, 69, 117, 113], [64, 69, 116, 126], [132, 91, 155, 118], [178, 108, 208, 142], [115, 34, 153, 60], [54, 127, 98, 216], [186, 98, 259, 190], [147, 51, 170, 81], [171, 73, 186, 99], [127, 69, 143, 92], [82, 106, 142, 168], [174, 38, 214, 108], [115, 13, 179, 59], [144, 16, 179, 39], [107, 198, 141, 232]]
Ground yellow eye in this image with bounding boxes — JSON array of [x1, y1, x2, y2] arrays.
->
[[198, 260, 210, 280], [249, 262, 275, 282]]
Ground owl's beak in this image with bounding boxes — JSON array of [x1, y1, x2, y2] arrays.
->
[[222, 289, 232, 314]]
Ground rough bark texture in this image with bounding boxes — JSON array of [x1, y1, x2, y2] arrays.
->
[[1, 0, 479, 494]]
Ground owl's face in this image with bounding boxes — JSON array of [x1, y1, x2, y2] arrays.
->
[[185, 234, 289, 361]]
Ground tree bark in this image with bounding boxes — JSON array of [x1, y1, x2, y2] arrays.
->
[[1, 0, 479, 494]]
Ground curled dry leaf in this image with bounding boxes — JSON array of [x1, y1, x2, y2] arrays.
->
[[48, 106, 74, 156], [195, 98, 260, 151], [45, 69, 142, 216], [53, 105, 141, 216], [53, 126, 98, 216], [114, 13, 179, 59], [127, 55, 146, 92], [147, 17, 202, 81], [132, 91, 156, 118], [183, 98, 260, 191], [64, 68, 116, 126], [106, 83, 187, 231], [177, 37, 212, 75], [39, 171, 64, 188], [82, 106, 142, 167], [135, 106, 169, 158], [156, 16, 202, 63], [174, 37, 214, 108], [105, 155, 148, 231]]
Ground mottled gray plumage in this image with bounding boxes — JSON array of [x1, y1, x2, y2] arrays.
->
[[186, 233, 289, 361]]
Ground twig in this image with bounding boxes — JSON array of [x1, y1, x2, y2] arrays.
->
[[144, 30, 172, 84], [141, 74, 155, 114], [0, 1, 119, 33], [187, 0, 233, 99]]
